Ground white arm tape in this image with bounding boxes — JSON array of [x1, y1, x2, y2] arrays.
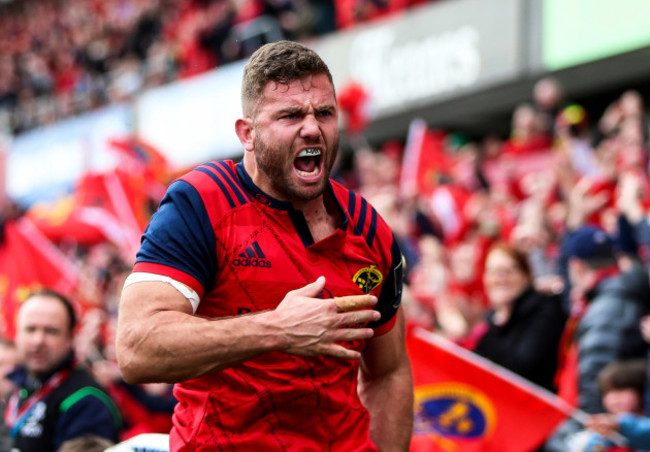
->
[[124, 272, 201, 313]]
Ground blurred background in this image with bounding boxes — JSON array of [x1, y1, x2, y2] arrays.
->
[[4, 0, 650, 205], [3, 0, 650, 447]]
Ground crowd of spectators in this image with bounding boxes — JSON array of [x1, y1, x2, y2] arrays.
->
[[345, 78, 650, 450], [0, 0, 431, 136]]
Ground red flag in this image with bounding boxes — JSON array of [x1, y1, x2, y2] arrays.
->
[[108, 136, 172, 199], [0, 217, 79, 340], [77, 171, 147, 237], [408, 328, 572, 452], [427, 184, 471, 245], [400, 119, 450, 198], [28, 195, 113, 246], [28, 170, 145, 258]]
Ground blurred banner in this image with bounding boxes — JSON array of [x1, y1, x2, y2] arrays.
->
[[543, 0, 650, 70], [0, 218, 79, 340], [408, 328, 572, 452], [314, 0, 522, 119], [27, 136, 172, 259]]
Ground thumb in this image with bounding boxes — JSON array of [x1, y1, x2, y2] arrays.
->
[[292, 276, 326, 298]]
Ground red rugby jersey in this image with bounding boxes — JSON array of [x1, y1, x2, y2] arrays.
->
[[134, 160, 403, 451]]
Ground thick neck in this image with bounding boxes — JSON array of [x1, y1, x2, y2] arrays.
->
[[301, 193, 340, 242]]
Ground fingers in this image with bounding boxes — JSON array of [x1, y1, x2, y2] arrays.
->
[[334, 325, 375, 342], [311, 335, 372, 360], [332, 294, 380, 327], [290, 276, 326, 299], [333, 294, 376, 312], [329, 344, 363, 360], [291, 343, 364, 360], [279, 280, 381, 360], [336, 307, 380, 328]]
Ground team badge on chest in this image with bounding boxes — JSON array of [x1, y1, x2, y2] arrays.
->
[[353, 265, 383, 294]]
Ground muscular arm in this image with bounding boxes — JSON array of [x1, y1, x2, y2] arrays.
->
[[358, 308, 413, 451], [116, 276, 380, 384]]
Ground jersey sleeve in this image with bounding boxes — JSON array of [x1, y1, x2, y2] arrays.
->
[[133, 179, 217, 297], [367, 235, 404, 336]]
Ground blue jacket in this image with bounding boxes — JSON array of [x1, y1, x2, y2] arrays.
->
[[619, 414, 650, 450]]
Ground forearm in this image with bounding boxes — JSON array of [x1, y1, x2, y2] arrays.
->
[[116, 278, 379, 384], [359, 358, 413, 451], [358, 309, 414, 451], [117, 308, 285, 384]]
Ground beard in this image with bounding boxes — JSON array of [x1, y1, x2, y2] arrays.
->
[[254, 129, 339, 203]]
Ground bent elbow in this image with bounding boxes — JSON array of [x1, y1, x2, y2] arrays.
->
[[115, 328, 157, 384], [116, 343, 148, 384]]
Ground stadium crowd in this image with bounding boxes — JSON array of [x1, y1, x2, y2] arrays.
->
[[2, 0, 650, 450], [346, 78, 650, 451], [0, 0, 429, 136]]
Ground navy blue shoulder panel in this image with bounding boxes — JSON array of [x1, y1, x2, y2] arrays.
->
[[346, 189, 379, 247], [203, 161, 252, 206], [136, 179, 218, 294]]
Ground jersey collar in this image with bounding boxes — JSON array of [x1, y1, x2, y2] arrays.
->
[[236, 161, 349, 235]]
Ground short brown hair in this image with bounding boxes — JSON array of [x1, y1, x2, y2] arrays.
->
[[57, 435, 115, 452], [241, 40, 334, 116], [25, 289, 77, 334], [486, 242, 532, 279], [598, 358, 647, 396]]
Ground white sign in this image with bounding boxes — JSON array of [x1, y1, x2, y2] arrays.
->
[[136, 62, 246, 171], [7, 105, 132, 206]]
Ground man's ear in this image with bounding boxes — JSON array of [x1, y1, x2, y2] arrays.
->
[[235, 118, 255, 152]]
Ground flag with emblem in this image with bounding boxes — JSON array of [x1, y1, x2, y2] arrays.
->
[[408, 328, 572, 452], [0, 217, 79, 340]]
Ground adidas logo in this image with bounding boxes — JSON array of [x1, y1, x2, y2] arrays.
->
[[232, 241, 272, 268]]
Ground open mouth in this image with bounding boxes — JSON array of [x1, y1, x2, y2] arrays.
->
[[294, 148, 322, 177]]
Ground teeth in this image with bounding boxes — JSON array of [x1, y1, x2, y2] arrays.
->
[[296, 169, 319, 176], [298, 148, 321, 158]]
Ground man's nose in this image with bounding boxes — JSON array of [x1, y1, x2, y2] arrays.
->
[[29, 330, 46, 345], [300, 114, 321, 139]]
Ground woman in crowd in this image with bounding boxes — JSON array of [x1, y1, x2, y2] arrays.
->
[[468, 242, 567, 392]]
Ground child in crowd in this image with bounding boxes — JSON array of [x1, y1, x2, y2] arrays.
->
[[569, 359, 648, 452]]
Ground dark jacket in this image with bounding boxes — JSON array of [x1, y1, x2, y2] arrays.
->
[[6, 355, 121, 452], [544, 265, 650, 452], [474, 286, 567, 392], [575, 265, 650, 414]]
